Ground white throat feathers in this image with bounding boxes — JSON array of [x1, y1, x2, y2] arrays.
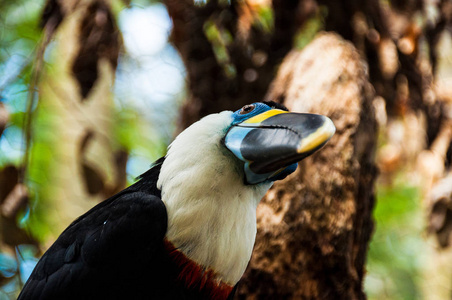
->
[[157, 111, 272, 285]]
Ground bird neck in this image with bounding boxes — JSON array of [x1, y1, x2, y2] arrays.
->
[[160, 178, 267, 285], [163, 238, 234, 299], [156, 112, 272, 285]]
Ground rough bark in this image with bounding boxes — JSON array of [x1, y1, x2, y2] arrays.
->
[[318, 0, 445, 145], [313, 3, 452, 296], [233, 32, 376, 299]]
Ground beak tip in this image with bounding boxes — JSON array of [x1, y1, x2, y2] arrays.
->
[[325, 117, 336, 138], [297, 116, 336, 154]]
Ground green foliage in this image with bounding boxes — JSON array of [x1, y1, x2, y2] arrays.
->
[[365, 180, 425, 300], [203, 19, 236, 78], [0, 0, 45, 167], [25, 100, 61, 242], [294, 6, 326, 50], [0, 0, 44, 76], [253, 5, 274, 33], [113, 107, 167, 180]]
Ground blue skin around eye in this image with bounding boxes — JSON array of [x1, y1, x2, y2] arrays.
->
[[231, 103, 272, 125]]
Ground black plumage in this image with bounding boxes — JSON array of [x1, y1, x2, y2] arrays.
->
[[18, 158, 233, 300]]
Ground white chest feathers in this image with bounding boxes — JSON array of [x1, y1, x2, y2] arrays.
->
[[157, 112, 272, 285]]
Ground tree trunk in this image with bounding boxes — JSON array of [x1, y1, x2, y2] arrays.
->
[[30, 0, 125, 242], [236, 32, 377, 299]]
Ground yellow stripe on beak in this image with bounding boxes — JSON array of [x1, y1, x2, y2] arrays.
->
[[242, 109, 288, 125]]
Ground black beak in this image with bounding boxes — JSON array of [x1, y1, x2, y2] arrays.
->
[[225, 109, 335, 184]]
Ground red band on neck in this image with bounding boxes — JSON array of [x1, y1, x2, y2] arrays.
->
[[164, 239, 234, 300]]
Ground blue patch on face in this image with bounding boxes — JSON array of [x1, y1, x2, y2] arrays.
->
[[224, 126, 253, 161], [231, 103, 272, 125]]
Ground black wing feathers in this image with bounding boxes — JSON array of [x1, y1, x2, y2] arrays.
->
[[18, 158, 168, 300]]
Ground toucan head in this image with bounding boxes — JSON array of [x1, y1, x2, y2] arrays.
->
[[158, 101, 336, 287], [224, 101, 335, 184]]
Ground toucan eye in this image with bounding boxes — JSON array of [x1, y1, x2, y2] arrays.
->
[[239, 104, 255, 115]]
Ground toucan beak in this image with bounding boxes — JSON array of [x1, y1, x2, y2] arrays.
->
[[225, 109, 335, 184]]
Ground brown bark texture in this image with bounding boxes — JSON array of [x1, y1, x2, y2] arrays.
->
[[235, 33, 377, 300], [317, 0, 446, 146], [319, 0, 452, 253], [34, 0, 127, 238]]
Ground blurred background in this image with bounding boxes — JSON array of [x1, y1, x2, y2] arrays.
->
[[1, 0, 452, 299]]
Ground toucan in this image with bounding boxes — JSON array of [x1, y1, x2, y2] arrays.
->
[[18, 101, 335, 300]]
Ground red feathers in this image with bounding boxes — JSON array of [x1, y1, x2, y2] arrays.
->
[[164, 239, 234, 300]]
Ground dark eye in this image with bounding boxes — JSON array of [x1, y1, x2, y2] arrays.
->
[[239, 104, 255, 115]]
